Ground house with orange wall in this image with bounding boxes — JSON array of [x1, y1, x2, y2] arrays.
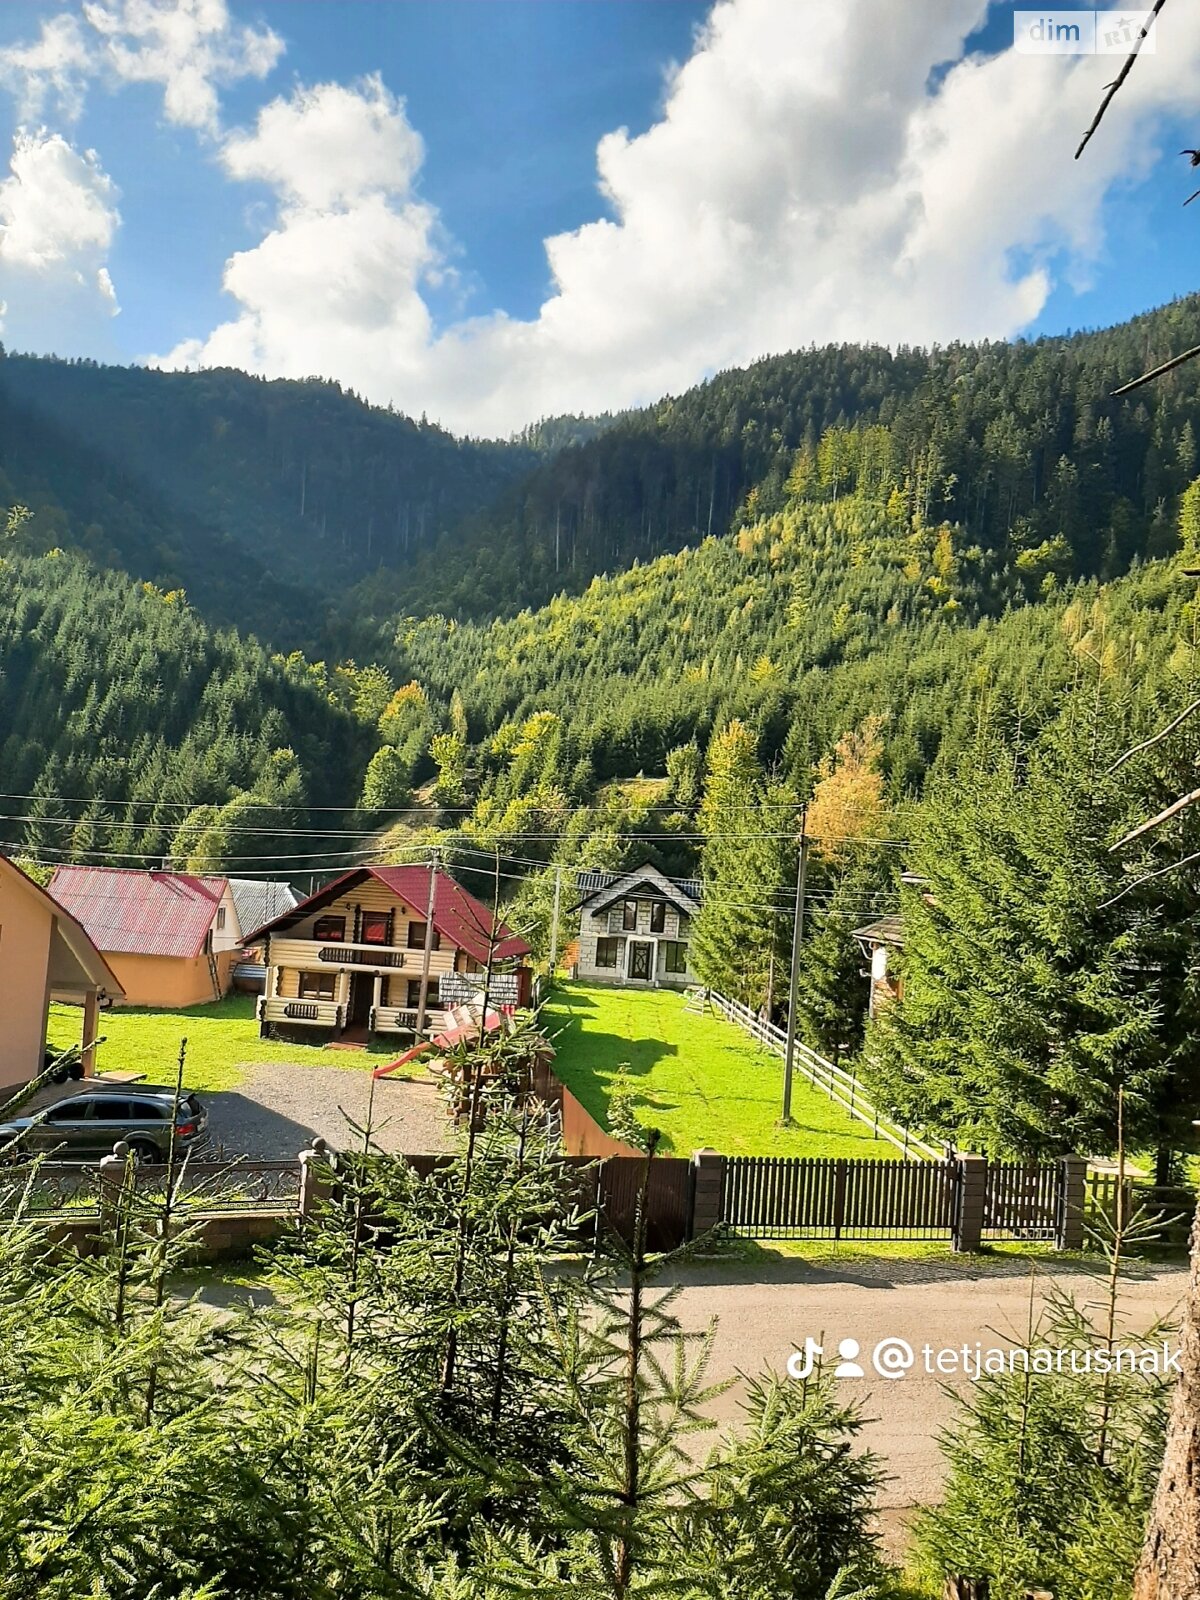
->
[[47, 866, 242, 1008], [0, 856, 124, 1092]]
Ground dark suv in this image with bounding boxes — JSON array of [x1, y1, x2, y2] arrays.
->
[[0, 1086, 209, 1165]]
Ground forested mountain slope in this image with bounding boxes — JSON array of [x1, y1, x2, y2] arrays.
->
[[0, 353, 536, 639], [357, 293, 1200, 620], [0, 549, 372, 869], [390, 484, 1187, 814]]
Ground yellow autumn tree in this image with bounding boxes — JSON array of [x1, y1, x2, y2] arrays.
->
[[807, 714, 887, 860]]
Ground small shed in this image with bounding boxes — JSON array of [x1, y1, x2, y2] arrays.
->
[[852, 913, 905, 1017]]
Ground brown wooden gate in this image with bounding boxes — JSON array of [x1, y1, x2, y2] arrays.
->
[[983, 1162, 1059, 1241], [594, 1156, 692, 1251], [721, 1156, 959, 1241]]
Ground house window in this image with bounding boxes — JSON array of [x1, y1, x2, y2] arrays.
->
[[406, 978, 424, 1008], [216, 907, 226, 931], [299, 972, 336, 1001], [663, 942, 689, 975], [314, 916, 346, 942], [407, 922, 441, 951], [595, 937, 620, 969], [649, 901, 666, 933], [361, 911, 390, 945], [622, 900, 638, 931]]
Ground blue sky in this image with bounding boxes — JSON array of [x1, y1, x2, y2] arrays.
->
[[0, 1, 1198, 435]]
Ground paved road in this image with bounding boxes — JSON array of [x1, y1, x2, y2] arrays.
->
[[663, 1253, 1189, 1552]]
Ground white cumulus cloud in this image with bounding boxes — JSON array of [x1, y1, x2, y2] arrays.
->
[[128, 0, 1200, 433], [0, 0, 283, 133], [0, 128, 121, 344]]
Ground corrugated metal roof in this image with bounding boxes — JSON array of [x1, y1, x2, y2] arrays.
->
[[249, 866, 531, 966], [47, 865, 225, 959], [229, 878, 297, 939]]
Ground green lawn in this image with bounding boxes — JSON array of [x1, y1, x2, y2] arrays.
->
[[45, 995, 415, 1094], [541, 982, 892, 1159]]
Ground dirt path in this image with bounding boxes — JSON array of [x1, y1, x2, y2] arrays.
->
[[202, 1064, 458, 1159]]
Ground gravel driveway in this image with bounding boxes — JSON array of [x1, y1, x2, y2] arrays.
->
[[202, 1064, 458, 1160]]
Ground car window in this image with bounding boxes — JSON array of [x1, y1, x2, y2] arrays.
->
[[91, 1100, 133, 1121], [127, 1101, 167, 1121], [44, 1101, 89, 1123]]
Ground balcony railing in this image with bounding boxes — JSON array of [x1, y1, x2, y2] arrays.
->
[[371, 1005, 453, 1035], [268, 937, 455, 976], [259, 996, 342, 1027]]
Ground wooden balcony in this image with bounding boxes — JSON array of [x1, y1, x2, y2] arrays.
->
[[258, 996, 343, 1028], [267, 937, 434, 974]]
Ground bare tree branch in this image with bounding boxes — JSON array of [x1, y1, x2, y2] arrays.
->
[[1075, 0, 1169, 160], [1109, 695, 1200, 773], [1111, 785, 1200, 851], [1100, 847, 1200, 908], [1113, 341, 1200, 398]]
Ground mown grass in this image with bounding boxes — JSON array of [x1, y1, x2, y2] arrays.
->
[[541, 981, 890, 1159], [45, 994, 417, 1094]]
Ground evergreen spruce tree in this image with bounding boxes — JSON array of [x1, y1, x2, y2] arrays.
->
[[866, 683, 1200, 1163], [692, 721, 794, 1007]]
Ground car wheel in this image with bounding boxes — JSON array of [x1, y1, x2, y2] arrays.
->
[[126, 1139, 159, 1167]]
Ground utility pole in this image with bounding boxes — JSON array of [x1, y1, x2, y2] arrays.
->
[[549, 864, 563, 973], [780, 810, 809, 1126], [415, 846, 439, 1033]]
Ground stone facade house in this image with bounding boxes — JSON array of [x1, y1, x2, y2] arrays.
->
[[571, 863, 701, 990]]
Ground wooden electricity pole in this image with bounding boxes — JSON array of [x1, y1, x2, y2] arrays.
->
[[415, 847, 439, 1034], [549, 864, 563, 973], [780, 811, 809, 1126]]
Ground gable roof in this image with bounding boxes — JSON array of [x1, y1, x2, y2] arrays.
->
[[1, 857, 124, 998], [229, 878, 297, 940], [47, 865, 226, 959], [572, 862, 702, 917], [247, 865, 531, 966]]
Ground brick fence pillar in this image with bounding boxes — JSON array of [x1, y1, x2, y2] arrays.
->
[[690, 1148, 725, 1240], [1056, 1155, 1088, 1251], [953, 1154, 987, 1253]]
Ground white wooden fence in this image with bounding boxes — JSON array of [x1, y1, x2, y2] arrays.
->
[[706, 992, 945, 1163]]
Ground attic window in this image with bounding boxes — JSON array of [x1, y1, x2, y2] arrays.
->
[[649, 902, 666, 933], [314, 916, 346, 942], [216, 907, 226, 931], [622, 900, 638, 931]]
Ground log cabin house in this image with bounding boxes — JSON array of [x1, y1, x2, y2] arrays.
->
[[249, 865, 533, 1044]]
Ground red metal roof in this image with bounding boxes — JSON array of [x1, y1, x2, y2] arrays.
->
[[47, 865, 226, 959], [247, 865, 531, 965]]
